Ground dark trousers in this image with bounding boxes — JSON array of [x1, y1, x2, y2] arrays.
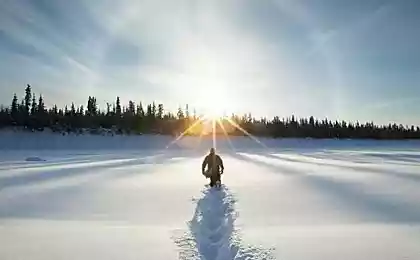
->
[[209, 173, 221, 187]]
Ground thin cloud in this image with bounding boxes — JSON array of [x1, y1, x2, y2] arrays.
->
[[0, 0, 418, 125]]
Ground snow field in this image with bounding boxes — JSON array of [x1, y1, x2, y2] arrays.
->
[[0, 136, 420, 259]]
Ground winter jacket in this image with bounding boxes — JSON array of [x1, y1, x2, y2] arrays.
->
[[202, 154, 224, 175]]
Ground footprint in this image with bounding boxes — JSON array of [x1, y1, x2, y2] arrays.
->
[[173, 186, 275, 260]]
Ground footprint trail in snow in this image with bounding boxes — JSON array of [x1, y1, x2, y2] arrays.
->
[[173, 185, 275, 260]]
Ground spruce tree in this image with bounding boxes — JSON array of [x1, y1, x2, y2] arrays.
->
[[91, 96, 97, 115], [152, 101, 156, 118], [138, 102, 145, 117], [70, 103, 76, 116], [36, 95, 45, 129], [31, 93, 37, 116], [106, 102, 111, 116], [128, 101, 135, 116], [177, 106, 184, 119], [24, 85, 32, 118], [11, 94, 18, 123], [116, 97, 121, 116], [37, 95, 45, 114], [185, 104, 189, 119], [136, 105, 142, 117], [157, 104, 164, 119]]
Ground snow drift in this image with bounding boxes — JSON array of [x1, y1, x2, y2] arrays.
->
[[0, 132, 419, 259], [1, 129, 419, 152]]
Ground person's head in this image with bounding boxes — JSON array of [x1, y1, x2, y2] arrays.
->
[[209, 147, 215, 155]]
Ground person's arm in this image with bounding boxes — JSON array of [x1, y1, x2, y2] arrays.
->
[[202, 156, 208, 173], [218, 155, 224, 173]]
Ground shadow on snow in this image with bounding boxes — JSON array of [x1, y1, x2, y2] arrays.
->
[[230, 152, 420, 224], [250, 151, 420, 184], [173, 185, 275, 260], [0, 152, 190, 190]]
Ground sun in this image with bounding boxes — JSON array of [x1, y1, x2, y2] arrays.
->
[[198, 89, 231, 120], [203, 104, 226, 119], [189, 77, 234, 120]]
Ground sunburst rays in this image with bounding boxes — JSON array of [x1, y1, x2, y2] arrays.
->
[[225, 117, 268, 149], [164, 113, 266, 153], [165, 115, 207, 149], [217, 119, 236, 152], [212, 118, 217, 150]]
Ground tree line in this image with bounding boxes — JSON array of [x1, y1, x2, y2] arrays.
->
[[0, 85, 419, 140]]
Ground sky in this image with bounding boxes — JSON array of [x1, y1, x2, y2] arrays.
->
[[0, 0, 419, 126]]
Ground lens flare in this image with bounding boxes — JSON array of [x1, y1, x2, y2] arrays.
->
[[163, 112, 267, 152]]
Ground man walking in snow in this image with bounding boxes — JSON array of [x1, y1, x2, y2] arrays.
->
[[202, 148, 224, 187]]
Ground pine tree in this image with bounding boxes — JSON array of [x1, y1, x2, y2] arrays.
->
[[24, 85, 32, 118], [106, 102, 111, 116], [152, 101, 156, 118], [185, 104, 190, 119], [136, 105, 142, 116], [21, 85, 32, 127], [11, 94, 18, 123], [87, 96, 97, 116], [31, 93, 37, 116], [177, 106, 184, 119], [116, 97, 121, 116], [146, 104, 152, 118], [138, 102, 145, 117], [91, 96, 97, 115], [157, 104, 164, 119], [19, 99, 25, 121], [70, 103, 76, 116], [37, 95, 45, 114], [79, 105, 84, 116], [35, 95, 46, 129], [128, 101, 135, 116]]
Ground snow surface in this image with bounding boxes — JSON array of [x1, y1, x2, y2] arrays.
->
[[0, 133, 420, 259]]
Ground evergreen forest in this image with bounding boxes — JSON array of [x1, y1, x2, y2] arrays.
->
[[1, 85, 419, 140]]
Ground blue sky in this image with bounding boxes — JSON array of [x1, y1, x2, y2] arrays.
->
[[0, 0, 419, 125]]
